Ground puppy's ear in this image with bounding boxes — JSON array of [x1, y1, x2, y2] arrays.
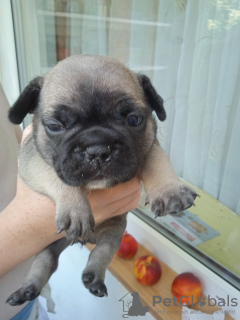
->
[[8, 76, 43, 124], [138, 74, 166, 121]]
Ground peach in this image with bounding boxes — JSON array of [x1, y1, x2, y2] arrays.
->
[[117, 232, 138, 259], [171, 272, 203, 306], [134, 255, 162, 286]]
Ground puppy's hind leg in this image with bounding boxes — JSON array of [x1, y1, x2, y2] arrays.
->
[[6, 238, 69, 306], [82, 214, 127, 297]]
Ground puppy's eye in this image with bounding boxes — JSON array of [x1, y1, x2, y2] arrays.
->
[[45, 124, 64, 133], [127, 115, 143, 127]]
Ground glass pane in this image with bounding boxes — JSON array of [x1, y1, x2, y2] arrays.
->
[[12, 0, 240, 289]]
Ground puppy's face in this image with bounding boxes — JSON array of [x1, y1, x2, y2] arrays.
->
[[9, 55, 166, 188]]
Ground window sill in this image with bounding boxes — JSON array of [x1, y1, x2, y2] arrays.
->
[[108, 242, 234, 320], [87, 213, 239, 319]]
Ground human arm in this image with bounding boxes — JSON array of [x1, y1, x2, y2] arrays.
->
[[0, 175, 140, 278]]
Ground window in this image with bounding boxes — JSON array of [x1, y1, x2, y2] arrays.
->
[[11, 0, 240, 289]]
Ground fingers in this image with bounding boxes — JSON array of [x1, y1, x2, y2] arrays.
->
[[111, 176, 141, 201], [88, 176, 142, 224], [92, 188, 141, 225], [88, 176, 142, 205], [110, 188, 141, 216]]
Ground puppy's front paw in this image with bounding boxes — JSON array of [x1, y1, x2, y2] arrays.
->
[[6, 284, 40, 306], [82, 271, 108, 297], [56, 206, 95, 245], [147, 184, 198, 218]]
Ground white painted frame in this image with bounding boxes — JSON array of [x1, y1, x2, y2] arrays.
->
[[0, 0, 19, 106]]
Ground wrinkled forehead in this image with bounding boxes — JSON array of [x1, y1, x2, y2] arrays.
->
[[41, 56, 144, 109]]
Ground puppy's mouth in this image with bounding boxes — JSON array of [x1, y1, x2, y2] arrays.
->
[[59, 172, 120, 189], [52, 127, 139, 188], [56, 155, 137, 188], [84, 172, 109, 184], [57, 167, 110, 186]]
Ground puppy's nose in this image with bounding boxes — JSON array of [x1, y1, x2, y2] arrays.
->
[[86, 145, 111, 163]]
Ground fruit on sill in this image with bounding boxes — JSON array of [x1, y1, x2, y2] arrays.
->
[[133, 255, 162, 286], [117, 232, 138, 259], [171, 272, 203, 306]]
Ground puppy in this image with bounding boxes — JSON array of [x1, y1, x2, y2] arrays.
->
[[7, 55, 197, 304]]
